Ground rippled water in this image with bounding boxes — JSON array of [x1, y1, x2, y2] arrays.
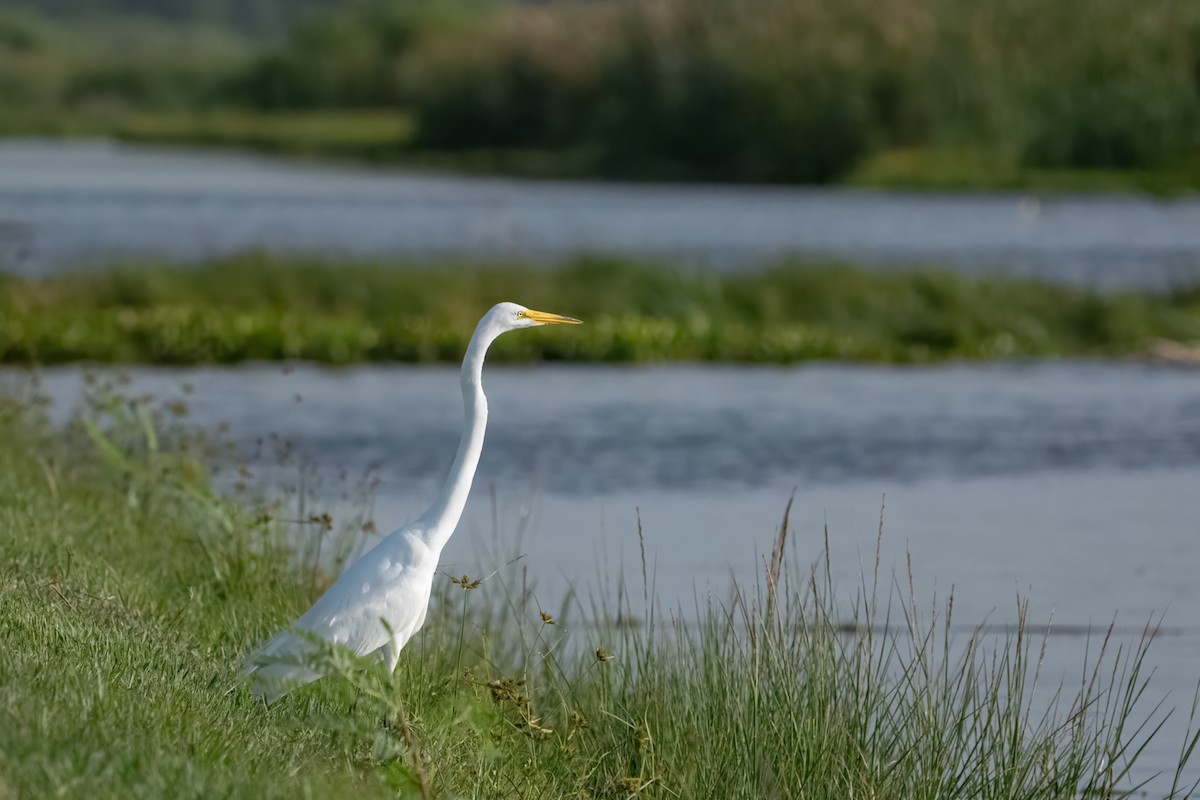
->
[[3, 139, 1200, 288], [28, 361, 1200, 489]]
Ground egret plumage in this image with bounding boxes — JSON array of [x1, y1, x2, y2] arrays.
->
[[245, 302, 581, 702]]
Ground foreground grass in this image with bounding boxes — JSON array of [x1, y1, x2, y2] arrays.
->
[[0, 385, 1196, 798], [2, 257, 1198, 366], [0, 391, 389, 797]]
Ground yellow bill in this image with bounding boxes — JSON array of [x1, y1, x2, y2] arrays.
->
[[523, 309, 583, 325]]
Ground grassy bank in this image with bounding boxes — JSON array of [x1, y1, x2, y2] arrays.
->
[[111, 108, 415, 160], [0, 386, 1196, 798], [1, 257, 1198, 366], [846, 148, 1200, 196]]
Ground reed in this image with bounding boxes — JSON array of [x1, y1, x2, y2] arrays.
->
[[6, 0, 1199, 185], [378, 0, 1200, 180]]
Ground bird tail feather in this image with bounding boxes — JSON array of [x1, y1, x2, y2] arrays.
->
[[244, 630, 324, 703]]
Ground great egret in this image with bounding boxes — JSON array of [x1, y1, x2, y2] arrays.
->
[[246, 302, 581, 702]]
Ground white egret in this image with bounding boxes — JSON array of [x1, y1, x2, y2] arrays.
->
[[245, 302, 581, 702]]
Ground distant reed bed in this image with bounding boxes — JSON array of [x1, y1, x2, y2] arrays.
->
[[5, 0, 1198, 185], [235, 0, 1200, 182], [1, 256, 1198, 365]]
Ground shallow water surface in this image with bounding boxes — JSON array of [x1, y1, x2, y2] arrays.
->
[[26, 362, 1199, 615]]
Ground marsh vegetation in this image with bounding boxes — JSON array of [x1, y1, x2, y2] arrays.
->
[[1, 257, 1198, 365], [4, 0, 1200, 189]]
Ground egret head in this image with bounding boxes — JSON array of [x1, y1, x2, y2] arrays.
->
[[490, 302, 583, 332]]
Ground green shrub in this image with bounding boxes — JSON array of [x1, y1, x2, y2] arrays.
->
[[591, 2, 876, 182], [396, 0, 1200, 180], [1022, 76, 1199, 169], [404, 0, 878, 182], [404, 4, 614, 150], [65, 64, 218, 109], [229, 1, 471, 110]]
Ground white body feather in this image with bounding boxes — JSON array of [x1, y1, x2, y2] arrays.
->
[[246, 527, 438, 702]]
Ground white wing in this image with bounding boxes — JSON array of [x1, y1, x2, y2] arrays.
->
[[246, 526, 437, 702]]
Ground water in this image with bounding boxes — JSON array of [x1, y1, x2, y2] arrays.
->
[[3, 139, 1200, 288], [22, 362, 1200, 790]]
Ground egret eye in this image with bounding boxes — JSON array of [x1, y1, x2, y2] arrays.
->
[[515, 310, 526, 319]]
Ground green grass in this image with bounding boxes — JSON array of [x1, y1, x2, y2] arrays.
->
[[0, 385, 1197, 798], [847, 148, 1200, 196], [0, 109, 413, 160], [1, 257, 1198, 366], [0, 387, 391, 798], [113, 109, 415, 160]]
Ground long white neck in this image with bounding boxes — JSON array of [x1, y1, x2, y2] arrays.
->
[[418, 319, 498, 554]]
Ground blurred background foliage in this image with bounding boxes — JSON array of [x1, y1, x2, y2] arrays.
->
[[1, 0, 1199, 184]]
